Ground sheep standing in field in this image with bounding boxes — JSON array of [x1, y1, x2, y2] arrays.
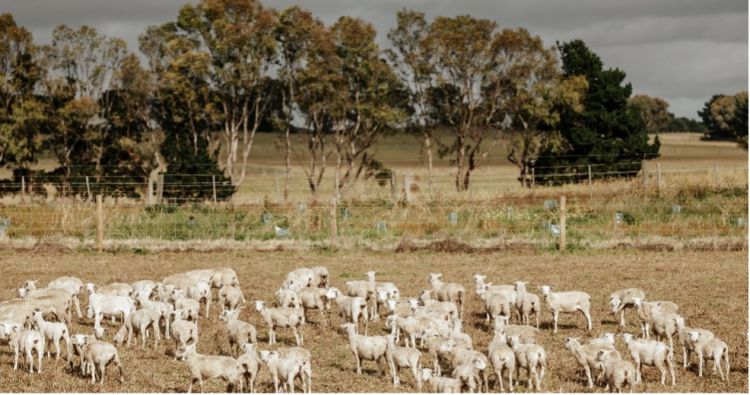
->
[[177, 342, 242, 392], [31, 310, 71, 363], [609, 288, 646, 328], [632, 298, 679, 339], [218, 284, 245, 313], [639, 300, 684, 352], [494, 316, 539, 344], [276, 347, 313, 393], [428, 273, 465, 319], [385, 334, 422, 389], [452, 358, 486, 393], [186, 281, 212, 318], [688, 331, 730, 381], [259, 349, 308, 393], [539, 285, 592, 334], [478, 287, 513, 324], [595, 349, 637, 393], [488, 332, 515, 392], [679, 326, 714, 369], [509, 335, 546, 391], [46, 276, 85, 318], [135, 297, 173, 340], [219, 308, 257, 357], [438, 339, 490, 392], [10, 329, 45, 373], [345, 272, 377, 320], [113, 308, 162, 349], [514, 281, 541, 329], [365, 271, 400, 318], [131, 280, 158, 301], [340, 322, 389, 377], [416, 291, 459, 321], [237, 343, 260, 393], [296, 287, 335, 325], [420, 368, 462, 393], [621, 333, 675, 386], [86, 283, 136, 329], [330, 287, 369, 335], [255, 300, 304, 346], [563, 336, 616, 388], [82, 338, 125, 384], [422, 334, 472, 376], [171, 309, 199, 360]]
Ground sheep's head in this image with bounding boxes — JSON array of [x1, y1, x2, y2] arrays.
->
[[376, 290, 389, 303], [609, 297, 623, 314], [86, 306, 95, 320], [365, 271, 376, 282], [31, 309, 43, 322], [339, 323, 356, 334], [259, 350, 277, 364], [492, 330, 507, 345], [325, 287, 339, 300], [241, 343, 256, 355], [438, 339, 457, 353], [420, 368, 434, 381], [472, 358, 487, 370], [508, 335, 521, 348], [176, 342, 196, 359], [219, 308, 240, 322], [71, 334, 88, 347], [17, 288, 27, 298], [22, 280, 38, 291], [0, 322, 21, 338], [563, 337, 580, 349], [427, 273, 442, 284], [599, 332, 616, 346], [419, 290, 432, 303], [386, 299, 397, 313], [407, 299, 419, 310], [632, 297, 643, 308], [688, 331, 702, 343], [86, 283, 96, 294], [514, 281, 528, 292], [473, 274, 486, 286], [621, 333, 635, 344], [539, 285, 552, 296], [94, 326, 106, 340]]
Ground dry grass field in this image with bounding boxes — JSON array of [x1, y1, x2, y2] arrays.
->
[[0, 249, 746, 393]]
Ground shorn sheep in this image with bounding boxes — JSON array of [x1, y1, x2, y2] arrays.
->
[[539, 285, 592, 334], [177, 342, 242, 393], [488, 331, 516, 392], [621, 333, 675, 386], [609, 288, 646, 328], [509, 335, 546, 391], [420, 368, 462, 393], [254, 300, 304, 346], [563, 336, 615, 389], [595, 349, 637, 393], [687, 331, 730, 381], [427, 273, 465, 319], [385, 334, 422, 389], [340, 323, 389, 377], [31, 310, 71, 363]]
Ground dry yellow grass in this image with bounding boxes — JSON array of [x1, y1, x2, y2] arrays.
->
[[0, 249, 746, 392]]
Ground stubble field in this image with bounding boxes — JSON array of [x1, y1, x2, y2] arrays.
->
[[0, 248, 747, 393]]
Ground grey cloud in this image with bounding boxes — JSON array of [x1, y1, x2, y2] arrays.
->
[[3, 0, 747, 118]]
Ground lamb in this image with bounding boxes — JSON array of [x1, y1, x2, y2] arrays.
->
[[296, 287, 335, 325], [345, 273, 377, 320], [10, 329, 45, 373], [539, 285, 592, 334], [259, 349, 309, 393], [509, 335, 546, 391], [47, 276, 85, 318], [236, 343, 260, 393], [621, 333, 675, 386], [493, 316, 539, 344], [31, 310, 71, 363], [113, 308, 162, 349], [86, 284, 136, 329], [563, 336, 617, 388], [420, 368, 461, 393], [186, 281, 212, 317], [679, 326, 714, 369], [81, 338, 125, 384], [276, 346, 313, 393], [595, 349, 637, 393], [275, 288, 301, 309], [340, 322, 389, 377], [330, 287, 369, 335], [135, 297, 173, 340], [609, 288, 646, 328], [427, 273, 465, 319], [218, 284, 246, 313], [514, 281, 541, 329], [218, 308, 257, 357], [643, 301, 685, 352], [209, 267, 241, 289], [255, 300, 304, 346], [452, 358, 487, 393], [0, 321, 22, 345], [632, 297, 679, 339], [385, 334, 422, 389], [438, 339, 490, 392], [97, 282, 133, 297], [479, 289, 513, 324], [172, 290, 201, 322], [418, 290, 460, 321], [131, 280, 158, 301], [488, 332, 516, 392], [171, 309, 199, 360], [177, 342, 242, 393], [687, 331, 730, 381], [283, 268, 317, 291], [422, 334, 472, 376]]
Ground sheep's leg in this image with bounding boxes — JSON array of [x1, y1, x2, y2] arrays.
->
[[26, 348, 34, 373], [509, 366, 514, 392], [355, 352, 362, 375], [655, 359, 666, 385], [268, 329, 273, 345], [54, 338, 61, 360], [582, 308, 592, 332], [698, 354, 704, 377], [666, 354, 676, 386], [552, 311, 559, 334], [584, 364, 593, 388], [683, 346, 689, 369], [716, 356, 725, 381], [494, 368, 504, 392], [99, 361, 107, 384], [293, 327, 301, 346], [91, 361, 97, 384]]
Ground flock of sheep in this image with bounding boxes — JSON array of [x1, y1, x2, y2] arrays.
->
[[0, 266, 733, 393]]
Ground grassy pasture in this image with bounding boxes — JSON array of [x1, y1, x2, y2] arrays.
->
[[0, 249, 746, 392]]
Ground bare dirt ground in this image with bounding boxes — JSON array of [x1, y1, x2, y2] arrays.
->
[[0, 249, 746, 392]]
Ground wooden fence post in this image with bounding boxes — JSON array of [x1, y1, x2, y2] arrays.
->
[[656, 162, 662, 195], [641, 159, 648, 189], [85, 176, 92, 202], [559, 195, 566, 252], [21, 176, 25, 200], [212, 175, 217, 204], [714, 162, 719, 187], [156, 174, 164, 204], [146, 179, 153, 206], [96, 194, 103, 253], [390, 171, 398, 202], [403, 172, 412, 203], [531, 168, 535, 189], [330, 197, 338, 247]]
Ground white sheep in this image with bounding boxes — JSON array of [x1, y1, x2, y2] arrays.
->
[[47, 276, 85, 318], [452, 358, 487, 393], [595, 349, 637, 393], [422, 334, 472, 376], [186, 280, 212, 317], [131, 280, 158, 301], [31, 310, 71, 363], [177, 342, 242, 392], [259, 349, 308, 393], [345, 272, 378, 320], [218, 308, 258, 357], [418, 290, 460, 321], [386, 298, 415, 318], [218, 284, 245, 313], [493, 316, 539, 344], [275, 288, 301, 309], [171, 309, 199, 360], [340, 322, 389, 377], [488, 332, 515, 392], [98, 282, 133, 297], [10, 329, 45, 373], [276, 347, 313, 393], [609, 288, 646, 328], [563, 336, 616, 388], [255, 300, 304, 346], [478, 288, 513, 324], [135, 297, 173, 340], [621, 333, 675, 386], [679, 326, 714, 369], [509, 335, 546, 391], [172, 290, 201, 322], [427, 273, 465, 319], [514, 281, 541, 329], [283, 268, 316, 290], [439, 339, 490, 392], [237, 343, 260, 393], [632, 297, 679, 339], [539, 285, 592, 334], [385, 334, 422, 389], [82, 339, 125, 384], [688, 331, 730, 381], [420, 367, 461, 393], [642, 300, 685, 352], [86, 283, 136, 329], [113, 308, 162, 349], [296, 287, 335, 325], [330, 287, 369, 335]]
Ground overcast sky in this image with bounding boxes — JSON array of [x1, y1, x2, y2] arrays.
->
[[4, 0, 747, 119]]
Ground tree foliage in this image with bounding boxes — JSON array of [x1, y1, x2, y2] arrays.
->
[[699, 91, 747, 148], [629, 94, 671, 133]]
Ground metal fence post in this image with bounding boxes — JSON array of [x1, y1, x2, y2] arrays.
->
[[96, 195, 103, 252], [559, 195, 566, 252]]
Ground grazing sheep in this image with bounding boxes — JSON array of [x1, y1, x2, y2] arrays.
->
[[420, 367, 462, 393], [596, 349, 637, 393], [218, 308, 258, 357], [275, 288, 301, 309], [539, 285, 592, 334], [427, 273, 465, 319], [563, 336, 616, 388], [330, 287, 369, 335], [171, 309, 199, 360], [643, 301, 685, 352], [135, 297, 173, 340], [113, 308, 161, 349], [514, 281, 541, 329], [609, 288, 646, 328], [439, 339, 490, 392], [621, 333, 675, 386], [177, 342, 242, 393], [283, 268, 317, 291], [218, 284, 246, 313], [86, 284, 136, 329], [259, 349, 308, 393], [255, 300, 304, 346], [131, 280, 158, 301], [276, 347, 313, 393], [296, 287, 335, 325], [509, 335, 546, 391], [172, 291, 200, 322], [478, 288, 513, 324], [210, 267, 241, 289], [688, 331, 730, 381], [340, 322, 389, 377], [186, 281, 212, 318], [488, 332, 516, 392], [31, 310, 71, 363], [14, 288, 73, 325], [47, 276, 85, 318], [493, 316, 539, 344], [679, 326, 714, 369], [10, 329, 44, 373], [82, 339, 125, 384], [385, 334, 422, 389], [632, 298, 679, 339], [237, 343, 260, 393]]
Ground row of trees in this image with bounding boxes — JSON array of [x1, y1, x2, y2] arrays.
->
[[699, 91, 748, 148], [1, 0, 664, 200]]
